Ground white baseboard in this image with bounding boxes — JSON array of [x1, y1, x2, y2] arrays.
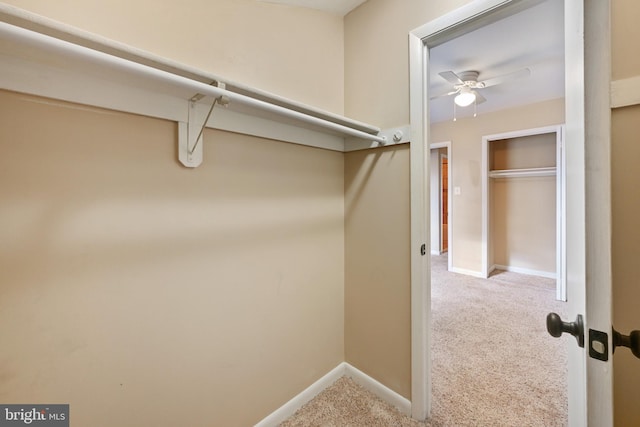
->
[[254, 362, 411, 426], [343, 363, 411, 416], [493, 264, 556, 279], [450, 267, 485, 278], [254, 363, 346, 427], [488, 264, 497, 275]]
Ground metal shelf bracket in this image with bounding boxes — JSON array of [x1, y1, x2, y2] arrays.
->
[[178, 83, 229, 168]]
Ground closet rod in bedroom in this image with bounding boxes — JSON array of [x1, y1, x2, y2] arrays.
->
[[0, 20, 387, 144]]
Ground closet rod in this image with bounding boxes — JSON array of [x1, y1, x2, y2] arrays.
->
[[0, 21, 386, 144]]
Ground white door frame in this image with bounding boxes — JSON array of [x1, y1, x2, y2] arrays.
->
[[481, 125, 566, 301], [408, 0, 612, 424]]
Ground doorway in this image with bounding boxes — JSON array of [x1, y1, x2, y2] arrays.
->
[[429, 141, 451, 270], [408, 0, 613, 424], [440, 154, 448, 253], [427, 22, 568, 424]]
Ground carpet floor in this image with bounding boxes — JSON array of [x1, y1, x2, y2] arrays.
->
[[280, 254, 568, 426]]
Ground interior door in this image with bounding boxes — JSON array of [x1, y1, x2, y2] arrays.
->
[[440, 154, 448, 253], [408, 0, 613, 424], [563, 0, 613, 423]]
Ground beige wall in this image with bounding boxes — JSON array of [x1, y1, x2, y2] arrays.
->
[[344, 0, 471, 127], [0, 90, 345, 426], [343, 0, 471, 401], [3, 0, 344, 114], [431, 99, 564, 273], [344, 145, 411, 399], [611, 0, 640, 82], [611, 104, 640, 427], [490, 134, 557, 170], [0, 2, 347, 425], [6, 0, 636, 423], [492, 177, 556, 273], [612, 1, 640, 425]]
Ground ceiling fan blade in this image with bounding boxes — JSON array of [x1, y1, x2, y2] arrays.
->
[[429, 89, 459, 100], [480, 67, 531, 88], [438, 71, 464, 85], [474, 90, 487, 104]]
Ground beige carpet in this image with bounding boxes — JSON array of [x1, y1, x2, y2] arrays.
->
[[281, 254, 568, 426], [280, 377, 424, 427]]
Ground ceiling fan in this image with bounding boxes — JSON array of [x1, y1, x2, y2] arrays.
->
[[432, 68, 531, 107]]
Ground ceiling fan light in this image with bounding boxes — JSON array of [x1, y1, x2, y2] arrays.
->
[[454, 89, 476, 107]]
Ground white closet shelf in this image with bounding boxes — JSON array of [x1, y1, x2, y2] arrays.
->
[[488, 167, 557, 178], [0, 4, 397, 159]]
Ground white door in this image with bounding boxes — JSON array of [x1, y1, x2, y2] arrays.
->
[[408, 0, 613, 424]]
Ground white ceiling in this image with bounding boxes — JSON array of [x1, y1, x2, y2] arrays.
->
[[256, 0, 368, 16], [429, 0, 565, 123]]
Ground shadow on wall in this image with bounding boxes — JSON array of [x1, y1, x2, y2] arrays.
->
[[344, 144, 412, 399], [0, 91, 345, 427]]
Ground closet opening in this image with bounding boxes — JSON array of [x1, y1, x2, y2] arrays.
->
[[481, 125, 566, 301]]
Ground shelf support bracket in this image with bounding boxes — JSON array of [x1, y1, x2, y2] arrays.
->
[[178, 82, 229, 168], [343, 125, 410, 152]]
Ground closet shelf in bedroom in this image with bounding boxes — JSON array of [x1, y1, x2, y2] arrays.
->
[[0, 4, 409, 166], [487, 130, 558, 179], [488, 166, 557, 178]]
